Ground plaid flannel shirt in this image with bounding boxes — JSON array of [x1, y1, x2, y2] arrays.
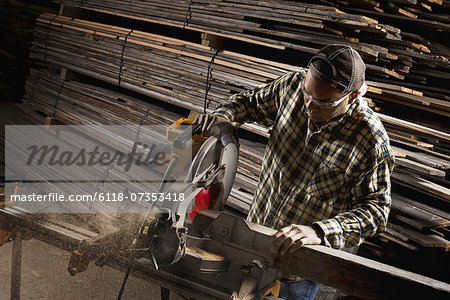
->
[[213, 68, 394, 249]]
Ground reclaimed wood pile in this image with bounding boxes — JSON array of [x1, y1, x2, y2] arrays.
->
[[322, 0, 450, 53], [321, 0, 450, 115], [30, 13, 291, 114], [372, 109, 450, 259], [23, 69, 183, 126], [324, 0, 450, 80], [54, 0, 450, 97], [17, 0, 450, 282], [30, 12, 450, 137]]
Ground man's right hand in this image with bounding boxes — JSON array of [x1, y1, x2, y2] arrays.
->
[[194, 114, 238, 132]]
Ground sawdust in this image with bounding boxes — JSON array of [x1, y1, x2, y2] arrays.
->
[[29, 268, 42, 278], [186, 246, 224, 261]]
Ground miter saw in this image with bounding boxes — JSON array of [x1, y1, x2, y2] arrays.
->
[[130, 118, 240, 267], [67, 118, 281, 300]]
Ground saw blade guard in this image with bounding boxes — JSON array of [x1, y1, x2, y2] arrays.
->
[[186, 122, 239, 213]]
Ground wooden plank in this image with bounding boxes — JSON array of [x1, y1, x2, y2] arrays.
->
[[379, 231, 420, 251], [381, 88, 450, 108], [274, 237, 450, 299], [345, 7, 450, 31], [391, 145, 450, 170], [391, 198, 450, 230], [366, 64, 405, 79], [388, 223, 450, 250], [388, 0, 418, 4], [395, 157, 446, 177], [391, 172, 450, 202], [377, 113, 450, 142], [392, 193, 450, 220], [367, 80, 423, 96]]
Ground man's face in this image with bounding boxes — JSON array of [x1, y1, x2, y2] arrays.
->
[[303, 73, 354, 123]]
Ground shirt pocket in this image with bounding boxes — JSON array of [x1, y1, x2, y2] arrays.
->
[[305, 159, 350, 211]]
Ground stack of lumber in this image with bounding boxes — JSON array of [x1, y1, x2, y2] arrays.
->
[[30, 13, 292, 115], [50, 0, 450, 125], [23, 69, 183, 126], [321, 0, 450, 97], [30, 13, 450, 137], [53, 0, 450, 93], [0, 0, 57, 102], [370, 109, 450, 281], [322, 0, 450, 48], [365, 80, 450, 118], [54, 0, 393, 59], [30, 13, 450, 140], [386, 136, 450, 258]]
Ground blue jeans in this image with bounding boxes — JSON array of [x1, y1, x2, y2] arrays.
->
[[279, 280, 320, 300]]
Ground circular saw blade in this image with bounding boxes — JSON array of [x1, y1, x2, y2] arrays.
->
[[186, 122, 239, 211]]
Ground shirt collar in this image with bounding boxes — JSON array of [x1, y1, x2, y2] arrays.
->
[[328, 97, 362, 137]]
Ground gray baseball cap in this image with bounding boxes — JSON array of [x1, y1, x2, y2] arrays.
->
[[307, 44, 366, 94]]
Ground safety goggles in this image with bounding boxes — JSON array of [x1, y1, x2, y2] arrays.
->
[[301, 80, 350, 108]]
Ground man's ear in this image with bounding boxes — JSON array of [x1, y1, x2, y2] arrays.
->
[[348, 91, 359, 104]]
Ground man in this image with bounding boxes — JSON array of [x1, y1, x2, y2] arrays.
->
[[195, 44, 395, 300]]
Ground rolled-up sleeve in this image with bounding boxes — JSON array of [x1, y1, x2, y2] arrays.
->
[[314, 144, 395, 249]]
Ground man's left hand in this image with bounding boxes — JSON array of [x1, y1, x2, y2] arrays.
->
[[270, 224, 324, 256]]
